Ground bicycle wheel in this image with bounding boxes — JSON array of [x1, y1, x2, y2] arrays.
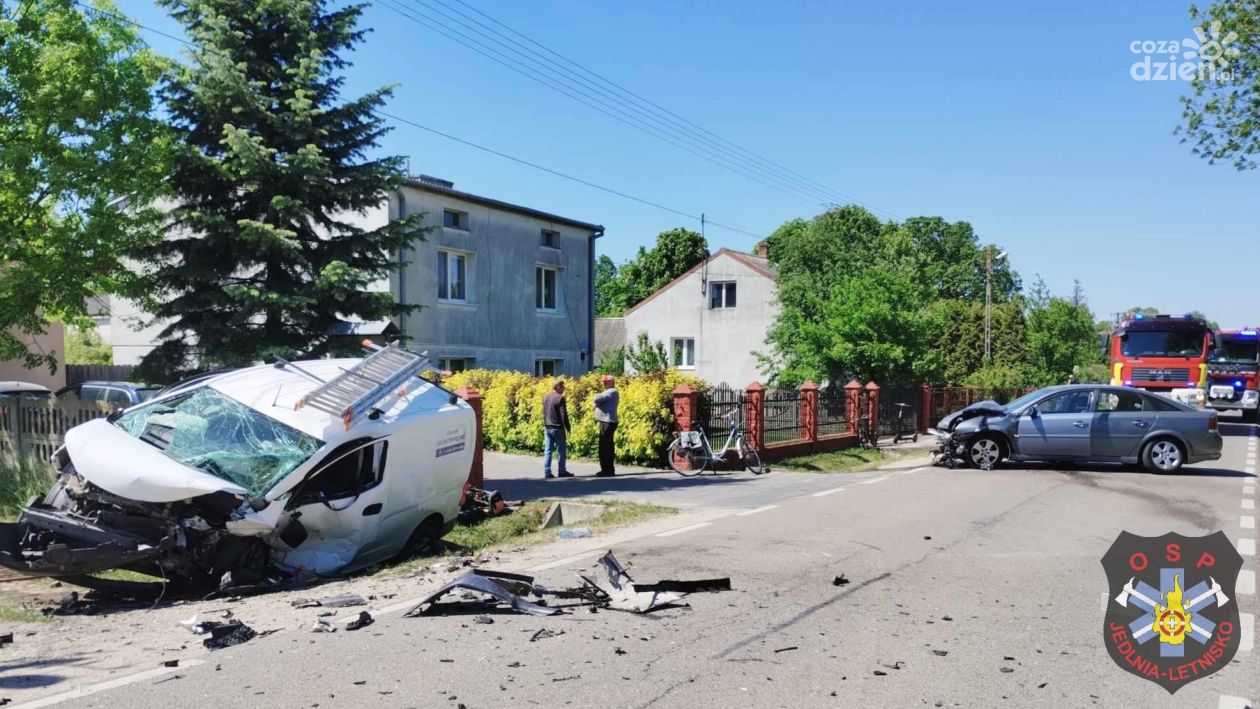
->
[[667, 440, 708, 476], [740, 441, 766, 475]]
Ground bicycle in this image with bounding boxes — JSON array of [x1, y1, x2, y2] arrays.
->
[[857, 413, 879, 450], [892, 402, 918, 443], [666, 411, 767, 477]]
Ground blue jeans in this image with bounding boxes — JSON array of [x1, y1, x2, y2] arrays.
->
[[543, 427, 567, 476]]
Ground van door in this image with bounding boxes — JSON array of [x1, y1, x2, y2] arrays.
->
[[276, 437, 394, 574]]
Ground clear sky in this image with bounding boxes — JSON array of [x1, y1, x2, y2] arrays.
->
[[118, 0, 1259, 327]]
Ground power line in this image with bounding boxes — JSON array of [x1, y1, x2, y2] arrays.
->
[[376, 0, 838, 209], [397, 0, 845, 207], [438, 0, 897, 220]]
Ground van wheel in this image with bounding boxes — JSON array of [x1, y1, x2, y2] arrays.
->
[[396, 516, 444, 561], [1142, 438, 1185, 474], [965, 435, 1006, 470]]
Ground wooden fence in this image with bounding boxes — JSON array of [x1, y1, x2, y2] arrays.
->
[[0, 396, 115, 466], [65, 364, 139, 385]]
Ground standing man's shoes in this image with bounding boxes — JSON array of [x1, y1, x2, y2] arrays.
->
[[544, 473, 555, 479], [557, 471, 575, 478], [594, 471, 615, 477]]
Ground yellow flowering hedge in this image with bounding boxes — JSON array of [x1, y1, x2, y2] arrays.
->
[[441, 369, 707, 465]]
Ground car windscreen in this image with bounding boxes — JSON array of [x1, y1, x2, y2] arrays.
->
[[1211, 338, 1259, 364], [1122, 330, 1206, 357], [114, 387, 322, 496], [1001, 390, 1044, 412]]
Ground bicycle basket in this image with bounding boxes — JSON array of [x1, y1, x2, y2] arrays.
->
[[679, 431, 703, 448]]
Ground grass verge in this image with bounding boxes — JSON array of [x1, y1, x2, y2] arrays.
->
[[379, 499, 676, 577], [0, 458, 54, 521], [0, 600, 50, 624], [774, 446, 921, 473]]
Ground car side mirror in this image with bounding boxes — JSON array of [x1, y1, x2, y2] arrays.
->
[[1026, 406, 1040, 419]]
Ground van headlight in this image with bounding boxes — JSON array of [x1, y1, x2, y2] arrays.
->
[[1243, 390, 1259, 406]]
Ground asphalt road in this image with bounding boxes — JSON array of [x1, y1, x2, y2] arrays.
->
[[22, 425, 1259, 708]]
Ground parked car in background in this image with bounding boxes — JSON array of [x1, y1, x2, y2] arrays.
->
[[0, 382, 52, 400], [935, 385, 1222, 473], [55, 381, 161, 409]]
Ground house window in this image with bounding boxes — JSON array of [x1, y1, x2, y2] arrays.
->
[[438, 250, 469, 302], [541, 229, 559, 248], [671, 338, 696, 369], [535, 266, 559, 311], [709, 281, 736, 309], [438, 357, 473, 373], [535, 359, 562, 377], [442, 209, 468, 230]]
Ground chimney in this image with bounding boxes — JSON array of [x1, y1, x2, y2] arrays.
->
[[416, 174, 455, 190], [755, 241, 769, 258]]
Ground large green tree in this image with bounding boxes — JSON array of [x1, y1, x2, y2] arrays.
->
[[597, 227, 707, 316], [1025, 297, 1101, 386], [136, 0, 423, 376], [895, 217, 1020, 301], [1179, 0, 1259, 169], [0, 0, 169, 370]]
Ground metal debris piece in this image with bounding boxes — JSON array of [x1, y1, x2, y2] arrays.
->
[[404, 570, 560, 617], [585, 551, 728, 613], [345, 611, 374, 631], [932, 650, 948, 657], [202, 621, 257, 650], [530, 628, 564, 642], [473, 615, 494, 625], [162, 659, 179, 668], [832, 575, 850, 586], [322, 594, 368, 608], [311, 619, 337, 633], [0, 633, 13, 647], [773, 646, 798, 653]]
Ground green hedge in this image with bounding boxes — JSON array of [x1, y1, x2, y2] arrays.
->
[[441, 369, 706, 466]]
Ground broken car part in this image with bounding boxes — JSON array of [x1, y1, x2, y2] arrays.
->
[[202, 621, 257, 650], [582, 551, 730, 614], [404, 570, 561, 617], [345, 611, 374, 631]]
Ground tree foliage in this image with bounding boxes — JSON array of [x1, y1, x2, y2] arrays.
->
[[623, 332, 669, 374], [0, 0, 170, 370], [64, 326, 112, 365], [1179, 1, 1260, 169], [1025, 298, 1101, 386], [596, 227, 707, 316], [134, 0, 424, 377]]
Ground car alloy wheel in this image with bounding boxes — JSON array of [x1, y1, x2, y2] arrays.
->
[[969, 438, 1001, 470], [1148, 440, 1182, 472]]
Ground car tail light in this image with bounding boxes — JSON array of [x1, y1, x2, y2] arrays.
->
[[1208, 413, 1218, 432]]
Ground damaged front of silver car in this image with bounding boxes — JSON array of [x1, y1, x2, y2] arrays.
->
[[0, 347, 474, 594]]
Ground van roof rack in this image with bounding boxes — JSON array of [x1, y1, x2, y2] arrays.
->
[[295, 343, 430, 429]]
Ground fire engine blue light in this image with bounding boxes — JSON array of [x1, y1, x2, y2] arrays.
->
[[1134, 313, 1145, 320], [1237, 380, 1244, 388], [1188, 381, 1196, 387], [1240, 330, 1258, 338], [1124, 380, 1133, 386]]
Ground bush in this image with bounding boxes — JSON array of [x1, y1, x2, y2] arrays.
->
[[443, 369, 706, 465], [0, 458, 54, 520]]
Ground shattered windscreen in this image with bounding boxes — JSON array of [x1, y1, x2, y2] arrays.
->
[[115, 387, 322, 496]]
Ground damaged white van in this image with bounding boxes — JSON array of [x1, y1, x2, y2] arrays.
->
[[0, 345, 474, 592]]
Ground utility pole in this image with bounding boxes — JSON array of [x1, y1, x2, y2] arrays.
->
[[984, 246, 1007, 362]]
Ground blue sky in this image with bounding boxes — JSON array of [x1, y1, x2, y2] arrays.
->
[[118, 0, 1259, 327]]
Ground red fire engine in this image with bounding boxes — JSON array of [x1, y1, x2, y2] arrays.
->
[[1206, 328, 1259, 423], [1108, 314, 1211, 407]]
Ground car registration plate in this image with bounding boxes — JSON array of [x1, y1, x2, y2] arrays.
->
[[1210, 385, 1234, 399]]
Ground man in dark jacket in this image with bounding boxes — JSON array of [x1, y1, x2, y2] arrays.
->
[[542, 379, 572, 478]]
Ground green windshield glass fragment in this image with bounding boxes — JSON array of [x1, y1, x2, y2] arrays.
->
[[115, 387, 322, 496]]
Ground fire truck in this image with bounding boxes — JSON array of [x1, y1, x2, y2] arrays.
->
[[1206, 328, 1260, 423], [1107, 313, 1211, 407]]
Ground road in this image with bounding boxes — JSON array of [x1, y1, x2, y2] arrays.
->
[[16, 426, 1258, 708]]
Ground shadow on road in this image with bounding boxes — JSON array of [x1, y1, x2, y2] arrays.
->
[[490, 471, 761, 502], [1002, 462, 1255, 478], [1218, 422, 1257, 437]]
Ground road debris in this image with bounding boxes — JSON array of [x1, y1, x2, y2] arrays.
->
[[530, 629, 565, 642], [311, 618, 337, 633], [345, 611, 374, 631], [162, 659, 179, 668], [832, 575, 849, 586], [292, 594, 367, 609], [585, 551, 730, 613], [406, 570, 560, 617], [0, 632, 12, 647], [931, 650, 948, 657], [473, 615, 494, 625], [773, 646, 798, 653], [203, 621, 258, 650]]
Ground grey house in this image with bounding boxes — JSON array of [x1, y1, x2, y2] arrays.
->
[[390, 176, 604, 376]]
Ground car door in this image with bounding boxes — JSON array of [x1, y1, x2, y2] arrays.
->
[[276, 437, 393, 575], [1015, 389, 1095, 459], [1090, 389, 1155, 460]]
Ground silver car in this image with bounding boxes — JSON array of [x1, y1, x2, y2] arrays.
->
[[938, 385, 1223, 473]]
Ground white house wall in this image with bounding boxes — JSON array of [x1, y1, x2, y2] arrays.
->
[[623, 252, 778, 387]]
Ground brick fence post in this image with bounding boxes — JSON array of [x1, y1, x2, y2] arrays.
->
[[745, 382, 765, 452], [864, 382, 881, 432], [920, 382, 933, 433], [672, 384, 697, 432], [456, 386, 484, 489], [844, 380, 862, 434], [799, 381, 819, 443]]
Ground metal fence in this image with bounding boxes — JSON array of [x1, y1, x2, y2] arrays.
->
[[818, 385, 848, 437], [0, 396, 114, 466], [762, 389, 803, 445], [877, 386, 922, 437], [697, 383, 743, 440]]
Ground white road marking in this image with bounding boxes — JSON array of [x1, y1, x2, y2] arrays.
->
[[736, 504, 780, 516], [1245, 499, 1256, 510], [1243, 516, 1256, 530], [1245, 485, 1256, 496], [857, 475, 891, 485], [1238, 569, 1256, 596], [1240, 538, 1257, 556], [655, 522, 712, 538], [1247, 467, 1257, 475], [1240, 612, 1254, 653], [811, 487, 845, 497], [1219, 695, 1254, 709], [15, 660, 206, 708], [899, 466, 931, 475]]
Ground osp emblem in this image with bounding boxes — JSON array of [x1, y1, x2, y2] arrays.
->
[[1101, 531, 1243, 693]]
